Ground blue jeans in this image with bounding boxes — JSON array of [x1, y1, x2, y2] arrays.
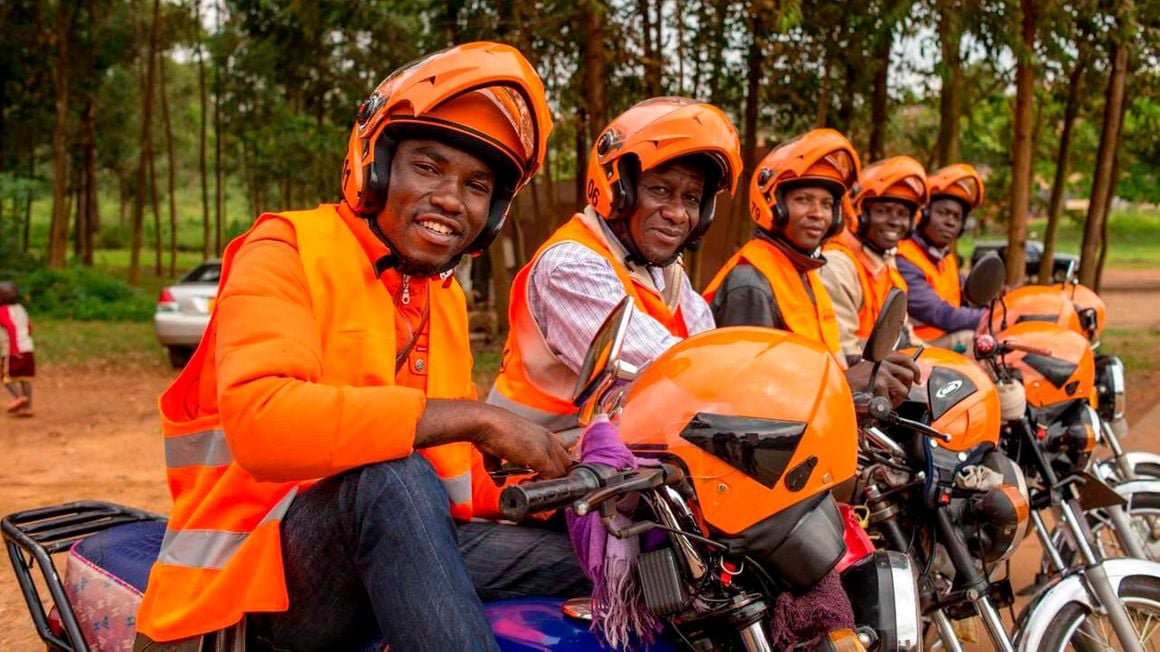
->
[[248, 455, 590, 651]]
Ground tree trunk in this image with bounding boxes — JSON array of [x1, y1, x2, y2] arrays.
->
[[577, 0, 606, 209], [488, 233, 512, 336], [1039, 56, 1086, 283], [868, 28, 893, 161], [1079, 39, 1130, 287], [78, 99, 97, 264], [195, 0, 211, 259], [734, 11, 763, 250], [160, 52, 178, 277], [638, 0, 661, 95], [213, 0, 224, 254], [73, 162, 84, 259], [130, 0, 162, 285], [48, 3, 74, 268], [148, 106, 162, 277], [23, 153, 33, 253], [934, 0, 963, 168], [1005, 0, 1036, 287], [1094, 73, 1130, 291]]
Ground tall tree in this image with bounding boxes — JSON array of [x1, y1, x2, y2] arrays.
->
[[130, 0, 162, 285], [1005, 0, 1036, 286], [195, 0, 211, 259], [1079, 11, 1133, 287], [933, 0, 965, 167], [160, 50, 178, 276], [577, 0, 607, 207], [47, 3, 76, 267], [1039, 39, 1089, 283]]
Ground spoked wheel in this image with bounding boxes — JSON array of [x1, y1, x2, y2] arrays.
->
[[1038, 576, 1160, 651], [1088, 500, 1160, 562]]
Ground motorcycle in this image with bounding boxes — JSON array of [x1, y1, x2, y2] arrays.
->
[[500, 296, 921, 650], [4, 296, 919, 652]]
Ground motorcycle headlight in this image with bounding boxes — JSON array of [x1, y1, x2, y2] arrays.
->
[[840, 551, 921, 651], [1095, 355, 1126, 422]]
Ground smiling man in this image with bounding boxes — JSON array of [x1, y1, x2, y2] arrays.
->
[[488, 97, 741, 433], [896, 164, 988, 351], [134, 44, 590, 652], [819, 156, 928, 357]]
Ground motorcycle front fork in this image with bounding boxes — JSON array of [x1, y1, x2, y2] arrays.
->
[[1033, 501, 1145, 652]]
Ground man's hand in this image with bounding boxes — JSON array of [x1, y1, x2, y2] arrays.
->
[[844, 352, 923, 407], [415, 400, 572, 479]]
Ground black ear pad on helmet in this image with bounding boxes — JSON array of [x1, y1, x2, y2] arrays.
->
[[361, 134, 398, 217], [607, 156, 640, 221], [685, 161, 724, 248]]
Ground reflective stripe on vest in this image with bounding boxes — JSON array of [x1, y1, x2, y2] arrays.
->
[[896, 238, 961, 341], [703, 239, 842, 357], [165, 428, 231, 468], [490, 214, 689, 428], [825, 232, 908, 339], [158, 488, 297, 569]]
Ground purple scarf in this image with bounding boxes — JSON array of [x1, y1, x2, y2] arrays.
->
[[566, 417, 662, 648]]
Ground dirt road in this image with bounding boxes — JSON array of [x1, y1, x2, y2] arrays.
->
[[3, 269, 1160, 649]]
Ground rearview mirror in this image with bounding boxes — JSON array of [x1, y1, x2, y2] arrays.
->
[[862, 288, 907, 363], [964, 253, 1006, 307], [573, 296, 635, 408]]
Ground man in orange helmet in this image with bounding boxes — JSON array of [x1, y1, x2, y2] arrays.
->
[[135, 44, 587, 651], [896, 164, 987, 351], [820, 156, 926, 357], [488, 97, 741, 434], [704, 130, 919, 402]]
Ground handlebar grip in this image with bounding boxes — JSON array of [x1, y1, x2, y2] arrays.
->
[[499, 464, 609, 522], [853, 392, 892, 421]]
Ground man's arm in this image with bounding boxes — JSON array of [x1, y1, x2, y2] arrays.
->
[[818, 251, 864, 357], [215, 221, 569, 482], [709, 264, 779, 328], [530, 242, 686, 373], [897, 257, 986, 334]]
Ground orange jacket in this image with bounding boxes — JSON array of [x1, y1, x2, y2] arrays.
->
[[896, 238, 962, 341], [703, 239, 841, 357], [137, 203, 496, 641], [823, 230, 908, 340], [490, 214, 688, 429]]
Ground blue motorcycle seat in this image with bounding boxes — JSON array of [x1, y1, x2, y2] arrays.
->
[[71, 519, 167, 593]]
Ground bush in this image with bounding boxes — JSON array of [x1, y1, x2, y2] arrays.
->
[[11, 266, 154, 321]]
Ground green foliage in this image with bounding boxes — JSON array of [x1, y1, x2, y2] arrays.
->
[[11, 267, 155, 321], [32, 318, 166, 367]]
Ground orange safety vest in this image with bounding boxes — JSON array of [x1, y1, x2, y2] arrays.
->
[[489, 214, 689, 429], [137, 205, 476, 641], [703, 239, 841, 357], [824, 231, 908, 339], [896, 238, 962, 341]]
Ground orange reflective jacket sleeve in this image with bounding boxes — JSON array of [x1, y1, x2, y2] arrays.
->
[[213, 219, 425, 482]]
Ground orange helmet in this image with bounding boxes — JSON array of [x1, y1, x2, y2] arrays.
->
[[340, 42, 552, 256], [998, 322, 1095, 411], [1066, 283, 1107, 344], [986, 285, 1083, 336], [901, 346, 1000, 452], [849, 156, 929, 236], [749, 129, 860, 241], [922, 163, 985, 234], [615, 327, 857, 590], [585, 97, 742, 249]]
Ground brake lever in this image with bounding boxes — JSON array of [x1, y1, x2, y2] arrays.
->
[[572, 467, 667, 516], [891, 413, 954, 443]]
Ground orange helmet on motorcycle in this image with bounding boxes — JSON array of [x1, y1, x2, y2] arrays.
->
[[849, 156, 929, 236], [986, 285, 1083, 336], [922, 163, 984, 234], [998, 321, 1096, 412], [1066, 283, 1107, 344], [340, 42, 552, 256], [900, 346, 1000, 452], [749, 129, 860, 241], [585, 97, 742, 249], [616, 327, 857, 590]]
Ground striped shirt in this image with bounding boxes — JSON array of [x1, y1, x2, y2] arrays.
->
[[527, 216, 714, 374]]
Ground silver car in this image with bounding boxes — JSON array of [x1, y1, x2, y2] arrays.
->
[[154, 260, 221, 368]]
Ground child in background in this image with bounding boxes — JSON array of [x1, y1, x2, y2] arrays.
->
[[0, 282, 35, 417]]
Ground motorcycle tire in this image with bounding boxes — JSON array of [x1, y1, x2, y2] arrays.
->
[[1043, 490, 1160, 577], [1035, 574, 1160, 651]]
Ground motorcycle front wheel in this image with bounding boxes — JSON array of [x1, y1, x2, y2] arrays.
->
[[1036, 575, 1160, 651]]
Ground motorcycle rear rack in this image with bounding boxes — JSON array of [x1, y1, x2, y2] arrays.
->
[[2, 500, 163, 652]]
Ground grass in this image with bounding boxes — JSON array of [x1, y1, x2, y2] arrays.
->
[[1101, 327, 1160, 374], [33, 318, 167, 368], [959, 208, 1160, 268]]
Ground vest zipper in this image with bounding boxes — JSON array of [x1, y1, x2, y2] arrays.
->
[[400, 275, 411, 305]]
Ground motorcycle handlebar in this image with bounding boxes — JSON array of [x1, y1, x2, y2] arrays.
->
[[853, 392, 892, 422], [499, 463, 687, 522]]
